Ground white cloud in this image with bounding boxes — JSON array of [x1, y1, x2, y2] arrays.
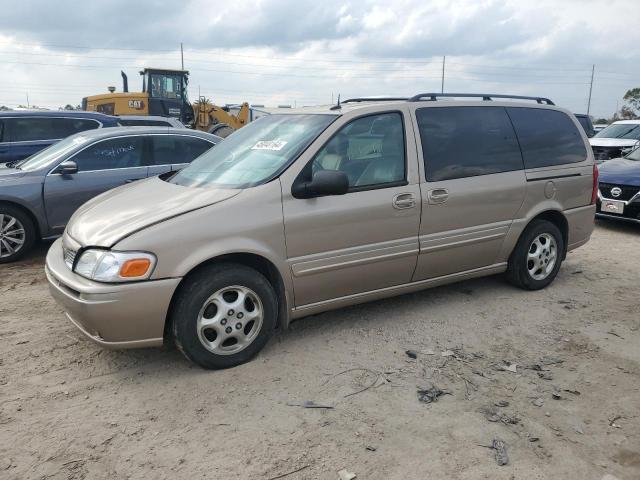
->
[[0, 0, 638, 117]]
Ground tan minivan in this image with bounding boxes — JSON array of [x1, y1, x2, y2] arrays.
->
[[46, 94, 597, 369]]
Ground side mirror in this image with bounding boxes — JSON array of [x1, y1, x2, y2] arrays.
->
[[56, 160, 78, 175], [292, 170, 349, 199]]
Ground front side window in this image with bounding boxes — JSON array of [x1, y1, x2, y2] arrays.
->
[[507, 108, 587, 168], [311, 112, 406, 189], [417, 106, 523, 182], [150, 135, 213, 165], [18, 135, 90, 171], [169, 114, 336, 188], [72, 137, 144, 171], [594, 123, 640, 140]]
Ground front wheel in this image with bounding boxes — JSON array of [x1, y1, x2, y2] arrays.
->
[[171, 263, 277, 369], [506, 219, 564, 290], [0, 205, 36, 264]]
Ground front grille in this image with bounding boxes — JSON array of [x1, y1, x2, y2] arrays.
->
[[599, 183, 640, 201], [63, 247, 77, 269], [592, 146, 623, 162]]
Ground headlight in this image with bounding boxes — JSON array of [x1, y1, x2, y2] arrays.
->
[[74, 249, 156, 282]]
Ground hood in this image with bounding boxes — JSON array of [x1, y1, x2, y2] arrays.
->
[[598, 158, 640, 186], [66, 176, 241, 247], [590, 138, 640, 148], [0, 165, 26, 181]]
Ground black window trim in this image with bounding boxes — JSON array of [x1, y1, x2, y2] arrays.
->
[[416, 105, 525, 183], [295, 109, 409, 195]]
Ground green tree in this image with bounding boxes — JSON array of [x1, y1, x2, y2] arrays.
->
[[620, 88, 640, 119]]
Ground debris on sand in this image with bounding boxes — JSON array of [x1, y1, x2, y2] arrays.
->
[[286, 401, 334, 409], [495, 400, 509, 407], [338, 469, 356, 480], [492, 438, 509, 466], [498, 362, 517, 373], [482, 438, 509, 466], [405, 350, 418, 359], [537, 371, 553, 380], [417, 384, 451, 404], [532, 398, 544, 407], [441, 350, 455, 357], [479, 406, 520, 425]]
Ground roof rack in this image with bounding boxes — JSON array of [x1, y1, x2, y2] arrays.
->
[[342, 97, 409, 103], [408, 93, 555, 105]]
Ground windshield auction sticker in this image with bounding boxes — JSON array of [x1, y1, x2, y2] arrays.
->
[[251, 140, 288, 151]]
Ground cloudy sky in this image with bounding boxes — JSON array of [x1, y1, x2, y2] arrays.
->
[[1, 0, 638, 118]]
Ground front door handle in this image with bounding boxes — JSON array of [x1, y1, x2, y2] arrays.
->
[[428, 188, 449, 204], [393, 193, 416, 209]]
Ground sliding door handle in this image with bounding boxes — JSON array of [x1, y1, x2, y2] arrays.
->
[[428, 188, 449, 204]]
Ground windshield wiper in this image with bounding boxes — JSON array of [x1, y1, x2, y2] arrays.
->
[[4, 160, 21, 169], [615, 126, 640, 138]]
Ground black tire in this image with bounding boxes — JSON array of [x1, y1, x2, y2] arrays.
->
[[506, 219, 564, 290], [207, 124, 234, 138], [0, 205, 36, 264], [171, 263, 277, 369]]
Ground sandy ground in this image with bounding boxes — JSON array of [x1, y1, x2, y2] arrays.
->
[[1, 219, 639, 480]]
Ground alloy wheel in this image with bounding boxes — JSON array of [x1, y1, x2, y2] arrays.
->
[[196, 285, 264, 356], [0, 214, 26, 259], [526, 233, 557, 281]]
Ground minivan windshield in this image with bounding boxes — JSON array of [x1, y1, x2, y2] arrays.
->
[[169, 114, 336, 188], [17, 135, 89, 171], [594, 123, 640, 140]]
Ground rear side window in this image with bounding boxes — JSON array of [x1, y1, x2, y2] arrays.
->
[[506, 108, 587, 168], [55, 118, 101, 137], [150, 135, 214, 165], [72, 137, 145, 171], [416, 106, 523, 182], [5, 117, 100, 142]]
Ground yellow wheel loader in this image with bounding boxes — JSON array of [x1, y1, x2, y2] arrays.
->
[[82, 68, 249, 137]]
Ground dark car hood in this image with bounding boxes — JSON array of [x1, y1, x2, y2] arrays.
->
[[598, 158, 640, 186], [66, 176, 240, 247]]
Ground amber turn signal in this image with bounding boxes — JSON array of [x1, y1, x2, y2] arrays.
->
[[119, 258, 152, 278]]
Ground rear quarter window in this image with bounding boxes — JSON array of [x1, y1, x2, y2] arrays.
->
[[506, 108, 587, 168]]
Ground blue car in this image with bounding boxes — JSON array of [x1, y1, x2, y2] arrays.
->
[[597, 146, 640, 224], [0, 110, 120, 165]]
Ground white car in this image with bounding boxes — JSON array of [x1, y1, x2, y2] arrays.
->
[[589, 120, 640, 163]]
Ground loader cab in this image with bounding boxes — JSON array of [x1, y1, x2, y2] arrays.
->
[[140, 68, 194, 126]]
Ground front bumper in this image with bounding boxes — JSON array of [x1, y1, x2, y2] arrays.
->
[[45, 238, 181, 349]]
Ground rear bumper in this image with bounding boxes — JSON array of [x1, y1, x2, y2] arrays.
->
[[565, 204, 596, 251], [45, 238, 181, 349]]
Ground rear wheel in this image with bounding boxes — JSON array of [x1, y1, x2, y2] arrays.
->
[[506, 219, 564, 290], [171, 263, 277, 369], [207, 123, 235, 138], [0, 206, 36, 264]]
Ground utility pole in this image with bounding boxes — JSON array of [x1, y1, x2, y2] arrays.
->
[[180, 42, 184, 70], [441, 56, 446, 94], [587, 64, 595, 115], [26, 92, 29, 108]]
